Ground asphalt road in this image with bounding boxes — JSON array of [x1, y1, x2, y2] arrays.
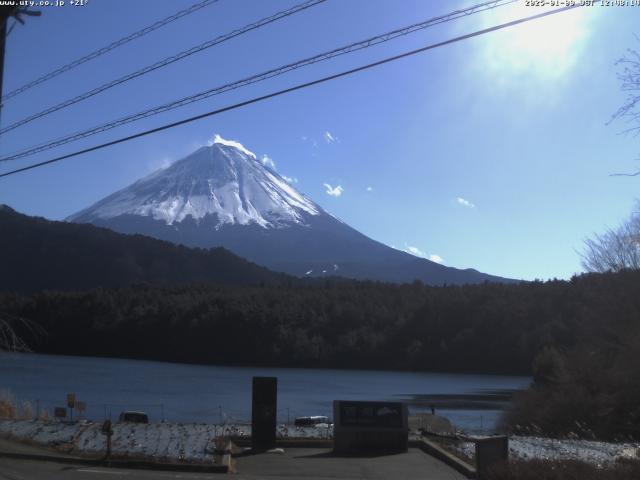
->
[[0, 436, 467, 480], [0, 450, 468, 480], [0, 458, 217, 480]]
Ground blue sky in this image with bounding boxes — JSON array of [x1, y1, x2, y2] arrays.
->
[[1, 0, 639, 281]]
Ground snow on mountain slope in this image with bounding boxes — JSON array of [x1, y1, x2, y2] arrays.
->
[[68, 135, 319, 228], [68, 134, 515, 285]]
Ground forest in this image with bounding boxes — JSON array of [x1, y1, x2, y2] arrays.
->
[[2, 268, 640, 439]]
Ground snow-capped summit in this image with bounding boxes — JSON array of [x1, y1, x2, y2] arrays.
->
[[69, 134, 319, 228], [210, 133, 257, 159], [68, 135, 513, 285]]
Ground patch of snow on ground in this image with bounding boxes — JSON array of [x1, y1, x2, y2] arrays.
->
[[455, 435, 640, 465], [6, 418, 637, 466], [0, 419, 332, 463]]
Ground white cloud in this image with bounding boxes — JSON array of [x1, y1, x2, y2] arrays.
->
[[324, 131, 336, 143], [282, 175, 298, 184], [148, 157, 173, 172], [261, 154, 276, 169], [366, 186, 373, 192], [405, 246, 444, 264], [302, 136, 318, 148], [323, 183, 343, 197], [405, 246, 427, 258], [457, 197, 475, 208], [429, 254, 444, 264]]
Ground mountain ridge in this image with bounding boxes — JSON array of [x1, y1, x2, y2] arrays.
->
[[68, 135, 516, 285], [0, 205, 291, 292]]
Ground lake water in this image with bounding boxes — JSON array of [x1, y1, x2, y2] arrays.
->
[[0, 352, 529, 433]]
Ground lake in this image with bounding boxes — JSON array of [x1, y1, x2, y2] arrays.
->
[[0, 352, 529, 433]]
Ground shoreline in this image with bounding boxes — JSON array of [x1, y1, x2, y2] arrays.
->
[[0, 353, 530, 433]]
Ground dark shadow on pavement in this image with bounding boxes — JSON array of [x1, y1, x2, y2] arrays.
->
[[294, 450, 408, 459]]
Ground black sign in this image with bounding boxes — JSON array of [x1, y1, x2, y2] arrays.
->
[[54, 407, 67, 418], [333, 400, 408, 454], [251, 376, 277, 450], [338, 401, 403, 428]]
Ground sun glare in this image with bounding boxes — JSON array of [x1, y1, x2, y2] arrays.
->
[[481, 4, 592, 78]]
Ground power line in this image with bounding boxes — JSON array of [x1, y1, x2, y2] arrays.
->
[[0, 0, 328, 135], [0, 0, 517, 163], [0, 4, 580, 180], [1, 0, 220, 103], [0, 4, 580, 178]]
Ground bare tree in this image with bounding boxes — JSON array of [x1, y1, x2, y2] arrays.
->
[[610, 46, 640, 176], [612, 48, 640, 134], [0, 314, 42, 352], [581, 204, 640, 272]]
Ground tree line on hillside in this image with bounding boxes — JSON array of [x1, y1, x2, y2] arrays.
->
[[1, 272, 637, 376]]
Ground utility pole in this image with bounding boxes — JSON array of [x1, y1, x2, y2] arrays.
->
[[0, 6, 41, 126], [0, 7, 13, 125]]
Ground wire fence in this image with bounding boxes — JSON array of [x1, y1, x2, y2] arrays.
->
[[4, 390, 495, 441], [2, 393, 334, 428]]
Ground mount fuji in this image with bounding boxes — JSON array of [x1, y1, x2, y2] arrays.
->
[[68, 135, 511, 285]]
